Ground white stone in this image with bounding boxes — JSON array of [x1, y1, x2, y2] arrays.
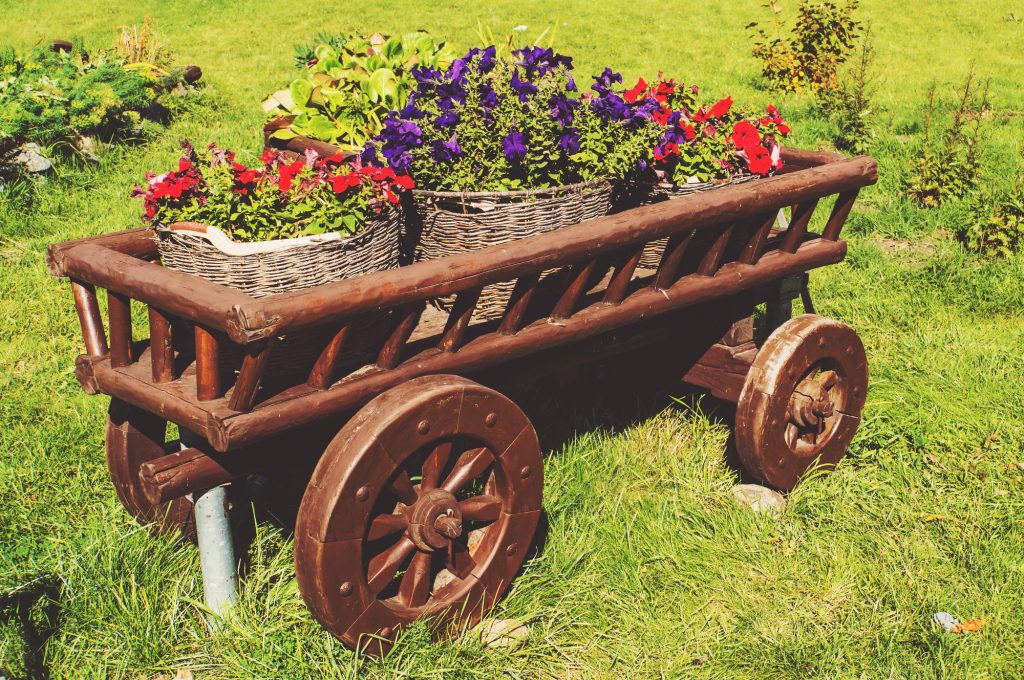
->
[[731, 484, 786, 515], [474, 618, 530, 649]]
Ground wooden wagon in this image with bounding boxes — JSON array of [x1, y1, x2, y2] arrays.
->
[[48, 148, 876, 655]]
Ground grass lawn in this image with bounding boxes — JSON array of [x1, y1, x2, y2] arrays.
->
[[2, 0, 1024, 677]]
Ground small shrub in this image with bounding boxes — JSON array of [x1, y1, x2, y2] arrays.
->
[[817, 32, 874, 153], [748, 0, 861, 93], [961, 182, 1024, 257], [904, 73, 989, 208]]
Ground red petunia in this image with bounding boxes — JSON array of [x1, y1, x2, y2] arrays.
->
[[277, 161, 305, 192], [709, 96, 733, 119], [178, 159, 192, 173], [745, 144, 772, 175], [623, 77, 648, 104], [682, 124, 696, 140], [259, 149, 276, 164], [653, 107, 671, 126], [730, 120, 760, 149], [392, 174, 415, 190], [328, 172, 361, 193]]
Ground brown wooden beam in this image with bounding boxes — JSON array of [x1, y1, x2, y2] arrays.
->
[[307, 324, 350, 390], [195, 326, 222, 401], [107, 291, 133, 368], [148, 307, 174, 382], [438, 286, 482, 352], [228, 340, 275, 412], [71, 279, 108, 357], [47, 228, 158, 277], [822, 189, 860, 241]]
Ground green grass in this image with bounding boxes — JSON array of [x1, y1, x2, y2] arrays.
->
[[2, 1, 1024, 677]]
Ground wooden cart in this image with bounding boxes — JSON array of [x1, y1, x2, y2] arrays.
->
[[48, 148, 876, 655]]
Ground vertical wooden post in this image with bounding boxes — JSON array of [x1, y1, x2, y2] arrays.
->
[[603, 246, 644, 304], [653, 230, 695, 291], [697, 224, 736, 276], [780, 200, 819, 254], [308, 324, 350, 390], [107, 290, 133, 368], [229, 340, 275, 412], [551, 259, 598, 320], [377, 303, 424, 370], [498, 274, 540, 336], [439, 287, 482, 352], [148, 307, 174, 383], [195, 325, 222, 401], [71, 279, 108, 357]]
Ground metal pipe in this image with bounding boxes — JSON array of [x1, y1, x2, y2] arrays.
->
[[193, 484, 238, 627]]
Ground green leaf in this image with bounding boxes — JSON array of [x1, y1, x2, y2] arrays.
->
[[289, 78, 313, 107]]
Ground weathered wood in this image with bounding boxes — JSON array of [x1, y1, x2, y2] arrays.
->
[[551, 259, 599, 319], [653, 230, 696, 290], [107, 291, 134, 368], [71, 279, 108, 356], [219, 239, 847, 448], [738, 213, 780, 265], [228, 340, 275, 412], [681, 342, 757, 402], [54, 243, 252, 339], [438, 287, 482, 352], [498, 274, 540, 336], [603, 246, 645, 304], [307, 324, 350, 390], [697, 224, 736, 276], [194, 326, 222, 401], [822, 189, 860, 241], [48, 228, 158, 277], [231, 156, 877, 340], [148, 307, 174, 382], [136, 446, 267, 505], [378, 303, 424, 369], [781, 199, 820, 254]]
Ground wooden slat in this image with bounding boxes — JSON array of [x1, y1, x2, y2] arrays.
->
[[47, 228, 158, 277], [377, 303, 424, 369], [603, 246, 645, 304], [497, 274, 540, 336], [439, 287, 482, 352], [71, 279, 107, 356], [780, 199, 820, 253], [307, 324, 350, 390], [738, 213, 780, 265], [148, 307, 174, 383], [194, 325, 222, 401], [228, 340, 275, 412], [107, 291, 133, 368], [653, 230, 695, 290], [551, 260, 599, 320], [697, 224, 736, 276], [822, 189, 860, 241]]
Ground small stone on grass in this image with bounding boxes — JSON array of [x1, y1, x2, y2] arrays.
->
[[731, 484, 785, 515], [474, 618, 530, 649]]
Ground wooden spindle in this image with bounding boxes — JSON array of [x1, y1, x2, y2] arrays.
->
[[107, 290, 133, 368], [377, 303, 424, 370], [439, 287, 482, 352], [229, 340, 275, 412], [307, 323, 350, 390], [780, 199, 819, 253], [551, 259, 598, 320], [697, 224, 736, 276], [603, 246, 645, 305], [194, 325, 222, 401], [738, 213, 779, 265], [148, 307, 174, 382], [822, 190, 860, 241], [498, 274, 540, 336], [653, 230, 695, 290], [71, 279, 107, 356]]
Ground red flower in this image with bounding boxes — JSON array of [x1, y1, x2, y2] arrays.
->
[[392, 174, 415, 190], [745, 144, 772, 175], [767, 104, 781, 117], [328, 172, 361, 193], [777, 122, 791, 135], [623, 77, 648, 104], [385, 187, 400, 204], [653, 142, 680, 162], [730, 120, 760, 149], [277, 161, 305, 192], [178, 159, 192, 173], [709, 96, 733, 119], [259, 149, 276, 164], [653, 107, 671, 126], [682, 124, 696, 140], [654, 80, 675, 100]]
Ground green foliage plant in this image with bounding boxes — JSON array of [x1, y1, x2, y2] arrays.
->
[[816, 31, 874, 154], [961, 179, 1024, 256]]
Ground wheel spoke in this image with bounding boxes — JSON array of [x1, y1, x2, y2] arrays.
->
[[389, 469, 418, 506], [367, 512, 407, 542], [367, 536, 416, 595], [447, 536, 476, 579], [399, 551, 433, 608], [459, 494, 502, 522], [441, 447, 492, 494], [420, 441, 453, 490]]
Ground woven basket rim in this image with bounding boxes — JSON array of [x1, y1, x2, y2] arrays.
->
[[411, 178, 611, 201]]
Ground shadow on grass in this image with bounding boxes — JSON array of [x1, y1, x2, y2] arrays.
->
[[0, 575, 62, 680]]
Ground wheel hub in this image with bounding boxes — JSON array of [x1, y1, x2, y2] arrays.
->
[[406, 488, 463, 551], [788, 370, 838, 442]]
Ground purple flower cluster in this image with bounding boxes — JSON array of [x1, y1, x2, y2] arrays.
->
[[589, 67, 658, 128], [514, 46, 573, 77], [368, 117, 423, 172]]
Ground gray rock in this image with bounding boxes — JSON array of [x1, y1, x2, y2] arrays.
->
[[731, 484, 786, 515], [15, 143, 51, 173], [933, 611, 960, 633], [474, 618, 530, 650]]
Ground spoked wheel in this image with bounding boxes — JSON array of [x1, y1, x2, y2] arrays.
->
[[735, 315, 868, 491], [294, 375, 543, 656], [106, 399, 195, 536]]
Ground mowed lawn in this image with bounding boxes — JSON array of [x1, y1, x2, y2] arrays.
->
[[2, 1, 1024, 677]]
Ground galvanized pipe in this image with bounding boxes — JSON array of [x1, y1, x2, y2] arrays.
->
[[193, 485, 238, 627]]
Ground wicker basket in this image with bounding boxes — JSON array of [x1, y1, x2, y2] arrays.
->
[[636, 174, 760, 269], [156, 211, 401, 378], [410, 179, 613, 319]]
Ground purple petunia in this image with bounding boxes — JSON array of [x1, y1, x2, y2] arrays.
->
[[513, 46, 573, 77], [549, 93, 578, 126], [430, 135, 462, 163], [462, 46, 497, 74], [399, 102, 425, 119], [434, 110, 460, 128], [591, 67, 623, 95], [502, 128, 528, 161], [510, 70, 539, 103], [559, 128, 581, 154], [478, 84, 498, 109]]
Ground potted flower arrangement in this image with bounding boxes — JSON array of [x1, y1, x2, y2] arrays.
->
[[614, 76, 791, 265], [133, 140, 413, 298], [360, 46, 661, 316]]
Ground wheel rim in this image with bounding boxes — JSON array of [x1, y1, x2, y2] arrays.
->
[[734, 315, 867, 491], [295, 376, 543, 656]]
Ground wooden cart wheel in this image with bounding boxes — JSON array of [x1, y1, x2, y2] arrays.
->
[[106, 399, 195, 536], [294, 375, 543, 656], [734, 315, 867, 491]]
